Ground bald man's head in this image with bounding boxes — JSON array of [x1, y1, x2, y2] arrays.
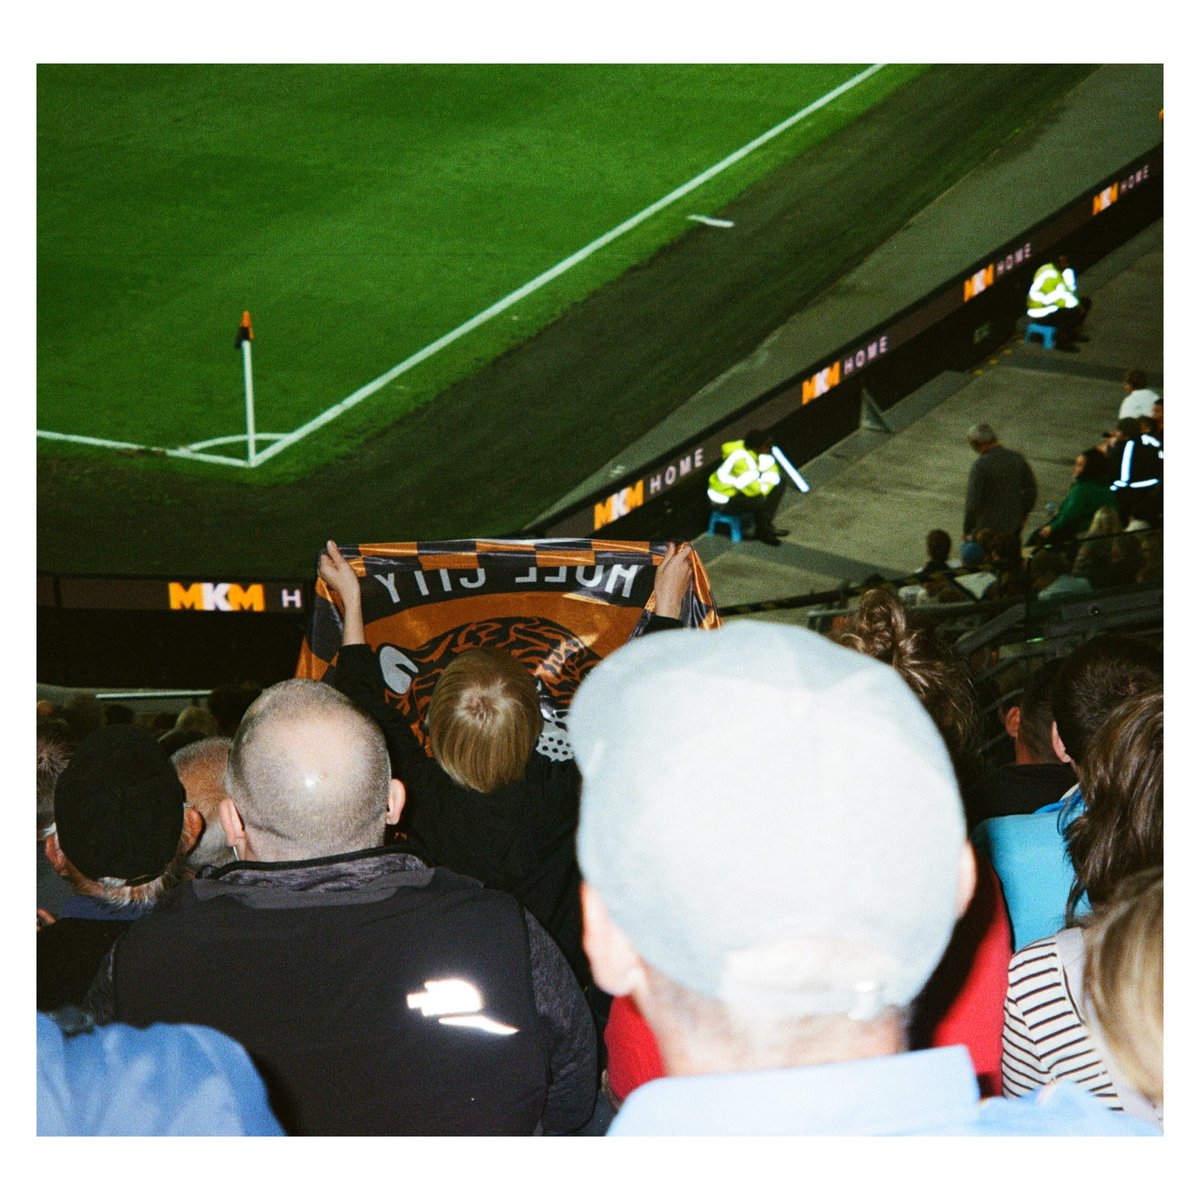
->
[[172, 736, 235, 869], [224, 680, 394, 862]]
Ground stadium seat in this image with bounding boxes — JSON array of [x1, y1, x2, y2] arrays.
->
[[1024, 320, 1057, 350], [708, 510, 756, 542]]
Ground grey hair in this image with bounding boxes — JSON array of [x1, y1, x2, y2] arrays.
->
[[968, 422, 998, 445], [171, 734, 233, 775], [173, 736, 235, 870], [174, 705, 218, 735], [638, 960, 909, 1074], [37, 719, 73, 839]]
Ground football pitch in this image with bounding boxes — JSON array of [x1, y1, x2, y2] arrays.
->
[[38, 63, 917, 477], [38, 63, 1097, 577]]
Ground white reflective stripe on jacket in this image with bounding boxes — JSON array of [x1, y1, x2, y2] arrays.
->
[[709, 442, 780, 503], [1111, 434, 1163, 490], [715, 447, 759, 491], [1027, 263, 1079, 317], [756, 454, 780, 492]]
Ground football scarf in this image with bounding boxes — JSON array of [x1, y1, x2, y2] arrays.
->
[[296, 538, 720, 760]]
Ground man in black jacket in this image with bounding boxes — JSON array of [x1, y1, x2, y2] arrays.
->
[[962, 423, 1038, 545], [38, 725, 202, 1012], [85, 678, 596, 1136]]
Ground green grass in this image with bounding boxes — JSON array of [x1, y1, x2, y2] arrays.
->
[[38, 64, 1104, 578], [38, 63, 919, 477]]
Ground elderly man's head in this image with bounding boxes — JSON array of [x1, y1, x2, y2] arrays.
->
[[219, 679, 403, 863], [46, 725, 202, 907], [569, 623, 973, 1074], [967, 422, 999, 453], [171, 736, 235, 870]]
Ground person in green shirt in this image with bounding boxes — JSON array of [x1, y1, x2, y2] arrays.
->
[[1029, 448, 1114, 549]]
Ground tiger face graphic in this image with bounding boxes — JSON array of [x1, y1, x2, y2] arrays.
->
[[375, 617, 608, 762]]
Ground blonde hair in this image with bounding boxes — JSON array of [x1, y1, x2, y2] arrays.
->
[[427, 649, 543, 793], [1083, 506, 1122, 538], [1083, 868, 1163, 1104]]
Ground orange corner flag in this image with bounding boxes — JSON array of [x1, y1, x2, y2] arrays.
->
[[235, 310, 254, 348]]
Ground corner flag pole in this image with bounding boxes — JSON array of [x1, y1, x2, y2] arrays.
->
[[235, 311, 256, 466]]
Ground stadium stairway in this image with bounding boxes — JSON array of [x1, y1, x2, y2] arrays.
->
[[704, 217, 1163, 620], [533, 64, 1163, 620]]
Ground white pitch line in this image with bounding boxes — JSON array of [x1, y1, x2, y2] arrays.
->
[[186, 432, 286, 452], [36, 428, 251, 468], [252, 63, 887, 467], [38, 65, 887, 470]]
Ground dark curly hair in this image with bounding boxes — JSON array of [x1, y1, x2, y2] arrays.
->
[[835, 588, 981, 783], [1066, 687, 1162, 922]]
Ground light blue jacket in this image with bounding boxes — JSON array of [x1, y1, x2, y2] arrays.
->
[[37, 1012, 284, 1136]]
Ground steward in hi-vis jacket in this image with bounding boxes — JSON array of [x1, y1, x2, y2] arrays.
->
[[1026, 255, 1091, 350], [707, 431, 788, 546]]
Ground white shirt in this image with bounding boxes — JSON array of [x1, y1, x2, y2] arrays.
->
[[1118, 388, 1159, 422]]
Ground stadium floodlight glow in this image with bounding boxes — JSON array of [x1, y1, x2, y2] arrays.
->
[[771, 444, 810, 493]]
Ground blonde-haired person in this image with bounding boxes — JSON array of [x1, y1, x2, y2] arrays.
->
[[1070, 506, 1139, 591], [1083, 868, 1163, 1112], [318, 539, 694, 990], [426, 648, 544, 793]]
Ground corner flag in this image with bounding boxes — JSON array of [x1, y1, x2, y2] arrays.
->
[[235, 311, 254, 348]]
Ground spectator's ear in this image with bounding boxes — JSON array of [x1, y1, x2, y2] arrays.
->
[[1003, 705, 1021, 742], [181, 806, 204, 854], [386, 779, 405, 826], [957, 844, 979, 919], [1050, 721, 1073, 767], [580, 881, 645, 998], [218, 797, 247, 857]]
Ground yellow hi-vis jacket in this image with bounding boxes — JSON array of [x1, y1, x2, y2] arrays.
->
[[1027, 262, 1080, 317], [707, 440, 781, 505]]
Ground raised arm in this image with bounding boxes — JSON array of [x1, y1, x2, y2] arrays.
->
[[318, 540, 366, 646], [318, 541, 430, 778], [652, 542, 694, 622]]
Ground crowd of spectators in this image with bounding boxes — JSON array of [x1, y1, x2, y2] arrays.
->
[[35, 373, 1163, 1137], [907, 373, 1161, 610], [36, 537, 1163, 1137]]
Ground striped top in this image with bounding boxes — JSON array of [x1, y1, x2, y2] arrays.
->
[[1001, 933, 1121, 1109]]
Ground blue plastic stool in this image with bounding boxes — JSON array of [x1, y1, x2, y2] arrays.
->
[[708, 509, 756, 542], [1024, 320, 1057, 350]]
